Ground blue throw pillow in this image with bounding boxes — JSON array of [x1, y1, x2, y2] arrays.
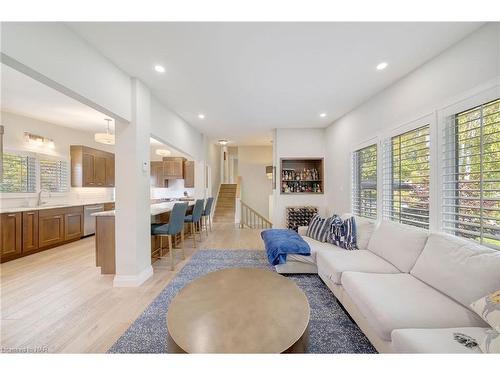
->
[[305, 214, 334, 242], [326, 216, 358, 250]]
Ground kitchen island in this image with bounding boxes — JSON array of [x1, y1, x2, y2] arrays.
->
[[92, 201, 195, 274]]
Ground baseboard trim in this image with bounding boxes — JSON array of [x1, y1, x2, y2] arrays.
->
[[113, 265, 153, 287]]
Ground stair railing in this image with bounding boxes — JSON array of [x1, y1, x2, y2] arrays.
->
[[239, 201, 273, 229]]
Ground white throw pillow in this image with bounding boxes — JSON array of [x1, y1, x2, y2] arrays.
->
[[470, 290, 500, 333], [412, 233, 500, 308], [479, 330, 500, 354], [366, 220, 428, 272], [341, 213, 376, 250]]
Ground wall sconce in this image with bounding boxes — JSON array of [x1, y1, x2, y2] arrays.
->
[[24, 132, 55, 149]]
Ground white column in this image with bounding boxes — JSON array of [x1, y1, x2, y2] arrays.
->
[[113, 78, 152, 287]]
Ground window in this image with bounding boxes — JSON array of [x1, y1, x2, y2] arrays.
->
[[40, 158, 69, 193], [0, 152, 36, 193], [383, 125, 430, 229], [352, 144, 377, 219], [442, 98, 500, 249]]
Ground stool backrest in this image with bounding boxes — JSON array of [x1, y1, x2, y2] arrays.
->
[[169, 202, 189, 235], [192, 199, 205, 222], [203, 197, 214, 216]]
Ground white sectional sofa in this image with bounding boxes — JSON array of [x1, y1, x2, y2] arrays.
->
[[276, 216, 500, 353]]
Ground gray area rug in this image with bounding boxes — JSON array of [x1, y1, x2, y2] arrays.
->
[[108, 250, 376, 354]]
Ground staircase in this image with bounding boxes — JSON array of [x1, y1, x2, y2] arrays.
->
[[214, 183, 237, 223]]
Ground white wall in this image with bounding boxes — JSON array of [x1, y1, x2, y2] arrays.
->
[[238, 146, 273, 218], [150, 96, 204, 161], [206, 141, 221, 200], [273, 128, 327, 227], [0, 111, 114, 208], [325, 23, 500, 217], [1, 22, 131, 122]]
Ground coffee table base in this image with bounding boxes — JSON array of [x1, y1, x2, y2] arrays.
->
[[167, 323, 309, 354]]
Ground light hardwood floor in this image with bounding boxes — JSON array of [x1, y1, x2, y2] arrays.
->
[[0, 222, 264, 353]]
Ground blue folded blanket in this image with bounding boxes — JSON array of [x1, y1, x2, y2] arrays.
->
[[261, 229, 311, 266]]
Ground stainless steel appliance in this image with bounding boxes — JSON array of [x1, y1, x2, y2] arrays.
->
[[84, 204, 104, 236]]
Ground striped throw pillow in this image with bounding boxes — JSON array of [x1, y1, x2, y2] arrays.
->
[[305, 214, 333, 242], [327, 216, 358, 250]]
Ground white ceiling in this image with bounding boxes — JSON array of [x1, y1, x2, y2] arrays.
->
[[69, 22, 483, 145], [1, 63, 115, 133]]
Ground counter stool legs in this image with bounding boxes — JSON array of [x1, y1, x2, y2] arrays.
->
[[181, 229, 185, 260], [190, 222, 196, 247]]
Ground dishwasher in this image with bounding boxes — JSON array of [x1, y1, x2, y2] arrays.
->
[[84, 204, 104, 236]]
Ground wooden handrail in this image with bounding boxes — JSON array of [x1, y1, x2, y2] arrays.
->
[[239, 200, 272, 229]]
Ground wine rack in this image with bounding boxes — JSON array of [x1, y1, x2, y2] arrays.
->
[[280, 158, 324, 194], [286, 206, 318, 232]]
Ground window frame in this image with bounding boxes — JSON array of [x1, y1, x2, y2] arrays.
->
[[440, 97, 500, 249], [0, 149, 70, 197], [351, 143, 378, 219]]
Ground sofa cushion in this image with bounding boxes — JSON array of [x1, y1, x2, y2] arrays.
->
[[341, 272, 487, 341], [292, 235, 342, 264], [391, 327, 488, 353], [317, 250, 399, 284], [341, 213, 376, 250], [411, 233, 500, 308], [367, 220, 428, 272]]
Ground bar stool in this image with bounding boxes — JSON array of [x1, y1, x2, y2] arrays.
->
[[202, 197, 214, 235], [184, 199, 204, 247], [151, 202, 188, 270]]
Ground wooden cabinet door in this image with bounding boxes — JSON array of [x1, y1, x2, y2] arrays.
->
[[1, 213, 22, 260], [150, 161, 165, 187], [82, 153, 95, 186], [105, 155, 115, 187], [163, 157, 184, 179], [94, 156, 107, 186], [184, 160, 195, 188], [39, 213, 65, 248], [22, 211, 39, 253], [65, 212, 83, 241]]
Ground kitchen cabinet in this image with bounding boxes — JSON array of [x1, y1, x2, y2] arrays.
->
[[163, 157, 184, 179], [64, 207, 84, 241], [39, 208, 65, 249], [71, 146, 115, 187], [150, 161, 166, 187], [22, 211, 39, 253], [103, 202, 115, 211], [183, 160, 195, 188], [1, 212, 22, 261]]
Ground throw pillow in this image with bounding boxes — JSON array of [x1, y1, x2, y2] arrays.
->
[[479, 330, 500, 354], [305, 214, 333, 242], [326, 215, 358, 250], [470, 290, 500, 333]]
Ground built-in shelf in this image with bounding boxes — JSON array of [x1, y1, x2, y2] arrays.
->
[[280, 158, 324, 195]]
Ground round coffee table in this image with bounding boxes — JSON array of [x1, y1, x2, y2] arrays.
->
[[166, 268, 310, 353]]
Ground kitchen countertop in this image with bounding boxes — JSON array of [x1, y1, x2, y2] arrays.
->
[[0, 200, 114, 214], [92, 201, 195, 217]]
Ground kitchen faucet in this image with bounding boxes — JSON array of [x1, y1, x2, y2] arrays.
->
[[37, 189, 48, 206]]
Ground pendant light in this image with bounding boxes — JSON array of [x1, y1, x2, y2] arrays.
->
[[95, 118, 115, 145]]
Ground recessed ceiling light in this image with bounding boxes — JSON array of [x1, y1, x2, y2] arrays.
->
[[154, 65, 165, 73], [319, 113, 327, 118], [198, 114, 205, 119], [376, 62, 388, 71], [218, 139, 228, 146]]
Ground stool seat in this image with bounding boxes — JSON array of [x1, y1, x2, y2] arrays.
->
[[152, 223, 170, 235]]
